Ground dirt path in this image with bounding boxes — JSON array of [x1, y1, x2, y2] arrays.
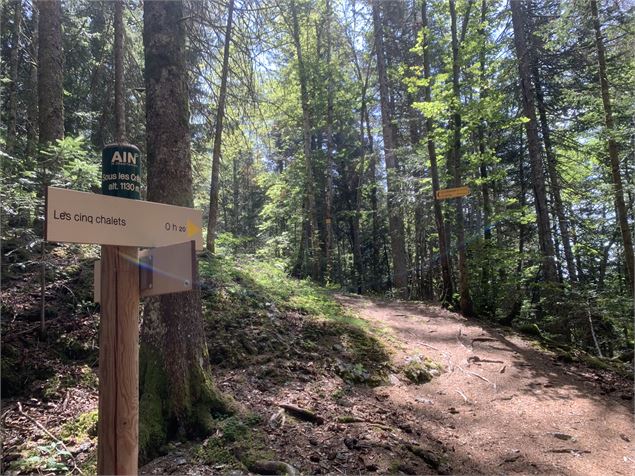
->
[[336, 294, 635, 475]]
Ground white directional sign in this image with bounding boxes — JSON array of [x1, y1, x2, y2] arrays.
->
[[45, 186, 203, 250]]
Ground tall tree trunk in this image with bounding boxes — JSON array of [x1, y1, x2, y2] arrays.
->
[[37, 0, 64, 147], [448, 0, 474, 316], [290, 0, 321, 281], [6, 0, 22, 155], [26, 4, 39, 160], [206, 0, 235, 252], [510, 0, 558, 283], [324, 0, 335, 281], [422, 0, 453, 305], [372, 0, 408, 295], [502, 125, 527, 325], [368, 130, 381, 290], [590, 0, 634, 293], [352, 154, 364, 292], [37, 0, 64, 337], [529, 30, 576, 282], [232, 155, 239, 233], [347, 23, 370, 291], [141, 0, 232, 459], [114, 0, 126, 142], [478, 0, 493, 315]]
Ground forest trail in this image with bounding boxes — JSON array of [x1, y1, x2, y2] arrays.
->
[[335, 293, 635, 475]]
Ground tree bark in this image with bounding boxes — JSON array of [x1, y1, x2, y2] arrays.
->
[[6, 0, 22, 155], [478, 0, 493, 315], [324, 0, 335, 281], [448, 0, 475, 316], [510, 0, 558, 283], [114, 0, 126, 142], [422, 0, 453, 305], [290, 0, 321, 281], [37, 0, 64, 338], [590, 0, 634, 293], [206, 0, 235, 252], [528, 17, 576, 282], [372, 0, 408, 295], [37, 0, 64, 146], [26, 4, 39, 160], [141, 0, 232, 459]]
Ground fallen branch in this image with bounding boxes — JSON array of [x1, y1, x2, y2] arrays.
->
[[278, 403, 324, 424], [458, 366, 497, 390], [455, 389, 469, 403], [467, 356, 504, 365], [17, 402, 83, 475], [420, 342, 442, 352], [546, 448, 590, 455]]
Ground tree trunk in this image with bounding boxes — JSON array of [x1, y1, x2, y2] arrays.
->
[[141, 0, 233, 459], [6, 0, 22, 155], [324, 0, 335, 281], [26, 4, 39, 160], [510, 0, 558, 283], [349, 87, 370, 292], [421, 0, 453, 305], [290, 0, 321, 281], [37, 0, 64, 147], [448, 0, 474, 316], [590, 0, 634, 293], [530, 37, 576, 282], [37, 0, 64, 337], [372, 0, 408, 295], [114, 0, 126, 141], [232, 155, 239, 233], [206, 0, 235, 252]]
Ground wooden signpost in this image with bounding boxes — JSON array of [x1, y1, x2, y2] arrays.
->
[[435, 186, 470, 200], [44, 144, 203, 475]]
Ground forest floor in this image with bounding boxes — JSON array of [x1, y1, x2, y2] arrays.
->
[[2, 250, 634, 475]]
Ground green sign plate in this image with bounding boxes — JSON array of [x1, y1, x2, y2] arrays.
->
[[102, 143, 141, 199]]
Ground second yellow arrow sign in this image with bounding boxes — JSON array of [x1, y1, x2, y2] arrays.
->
[[436, 186, 470, 200]]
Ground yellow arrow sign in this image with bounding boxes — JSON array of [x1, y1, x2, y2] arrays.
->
[[187, 219, 201, 238], [436, 186, 470, 200]]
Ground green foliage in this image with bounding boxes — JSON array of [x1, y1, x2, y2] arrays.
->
[[9, 442, 72, 474], [60, 410, 98, 440]]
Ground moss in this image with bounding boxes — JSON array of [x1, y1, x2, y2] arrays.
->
[[188, 360, 238, 436], [402, 356, 443, 384], [402, 362, 433, 384], [138, 346, 168, 462], [60, 410, 98, 440], [139, 342, 238, 462]]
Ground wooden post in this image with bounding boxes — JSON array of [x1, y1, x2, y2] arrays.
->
[[98, 144, 141, 475], [98, 245, 139, 475]]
